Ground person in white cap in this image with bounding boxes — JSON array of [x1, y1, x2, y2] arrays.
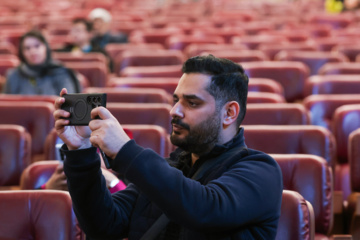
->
[[88, 8, 128, 48]]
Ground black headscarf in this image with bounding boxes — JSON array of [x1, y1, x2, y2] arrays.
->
[[18, 30, 62, 77]]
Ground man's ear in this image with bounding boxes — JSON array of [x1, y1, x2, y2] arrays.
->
[[222, 101, 240, 126]]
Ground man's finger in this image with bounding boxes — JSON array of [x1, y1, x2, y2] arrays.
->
[[90, 107, 113, 121], [60, 88, 68, 97], [55, 119, 70, 130], [53, 109, 70, 120]]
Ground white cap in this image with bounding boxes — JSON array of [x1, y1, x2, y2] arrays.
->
[[88, 8, 112, 23]]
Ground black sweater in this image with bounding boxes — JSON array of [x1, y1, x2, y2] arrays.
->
[[63, 128, 283, 239]]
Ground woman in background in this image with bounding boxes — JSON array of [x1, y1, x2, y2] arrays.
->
[[4, 30, 80, 95]]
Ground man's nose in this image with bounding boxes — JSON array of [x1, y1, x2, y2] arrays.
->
[[170, 102, 184, 118]]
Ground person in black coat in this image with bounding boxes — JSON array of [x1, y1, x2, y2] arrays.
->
[[54, 55, 283, 240]]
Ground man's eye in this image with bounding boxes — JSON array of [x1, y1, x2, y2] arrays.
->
[[189, 102, 197, 107], [173, 99, 179, 105]]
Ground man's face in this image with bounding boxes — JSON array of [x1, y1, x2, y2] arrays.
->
[[92, 18, 108, 35], [170, 73, 222, 155], [70, 22, 91, 46]]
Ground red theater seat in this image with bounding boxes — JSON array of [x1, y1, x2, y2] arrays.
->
[[303, 94, 360, 129], [276, 190, 315, 240], [129, 28, 184, 47], [64, 62, 108, 87], [307, 13, 353, 29], [347, 129, 360, 240], [44, 124, 172, 160], [333, 44, 360, 62], [231, 35, 288, 50], [0, 41, 16, 55], [0, 101, 55, 161], [107, 103, 172, 134], [0, 125, 31, 190], [120, 65, 183, 78], [166, 35, 225, 51], [201, 50, 269, 62], [275, 51, 349, 76], [258, 42, 318, 60], [242, 61, 310, 102], [332, 105, 360, 199], [0, 57, 20, 75], [105, 43, 164, 62], [243, 103, 310, 125], [84, 87, 171, 104], [184, 43, 249, 58], [116, 49, 185, 72], [52, 52, 108, 65], [305, 75, 360, 96], [318, 62, 360, 75], [272, 154, 332, 238], [243, 125, 336, 168], [248, 78, 284, 95], [20, 160, 59, 190], [247, 92, 286, 103], [0, 190, 83, 240], [108, 77, 179, 95]]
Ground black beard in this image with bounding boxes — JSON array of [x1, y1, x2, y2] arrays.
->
[[170, 112, 221, 156]]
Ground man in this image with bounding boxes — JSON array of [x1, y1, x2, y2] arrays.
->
[[88, 8, 128, 48], [56, 18, 112, 71], [57, 18, 108, 55], [54, 55, 283, 239]]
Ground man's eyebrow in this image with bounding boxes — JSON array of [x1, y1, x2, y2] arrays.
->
[[172, 94, 205, 101]]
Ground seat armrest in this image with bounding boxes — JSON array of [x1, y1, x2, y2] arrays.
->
[[332, 191, 345, 234], [331, 235, 352, 240], [346, 192, 360, 239]]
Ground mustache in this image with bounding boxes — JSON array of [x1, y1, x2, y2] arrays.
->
[[171, 118, 190, 130]]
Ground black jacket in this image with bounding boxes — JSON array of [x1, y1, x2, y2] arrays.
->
[[63, 128, 283, 239]]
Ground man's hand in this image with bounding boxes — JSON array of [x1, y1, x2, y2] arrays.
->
[[45, 162, 68, 191], [89, 107, 131, 159], [53, 88, 92, 150]]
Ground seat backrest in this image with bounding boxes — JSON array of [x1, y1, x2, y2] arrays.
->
[[0, 190, 83, 240], [272, 154, 333, 235], [166, 35, 225, 50], [105, 43, 164, 62], [184, 43, 249, 58], [258, 42, 318, 60], [120, 64, 183, 78], [247, 92, 286, 103], [108, 103, 172, 133], [52, 52, 107, 65], [117, 49, 185, 72], [303, 94, 360, 129], [243, 125, 336, 168], [123, 124, 172, 157], [318, 62, 360, 75], [275, 50, 349, 76], [84, 87, 171, 104], [108, 77, 179, 95], [243, 103, 310, 125], [276, 190, 315, 240], [201, 50, 269, 62], [0, 101, 55, 160], [332, 104, 360, 163], [0, 58, 20, 75], [349, 128, 360, 192], [248, 78, 284, 95], [242, 61, 310, 102], [304, 75, 360, 96], [231, 35, 288, 50], [65, 62, 108, 87], [333, 44, 360, 62], [0, 124, 31, 187], [20, 160, 59, 190], [44, 124, 172, 160]]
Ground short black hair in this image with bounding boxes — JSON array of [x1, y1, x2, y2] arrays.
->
[[182, 55, 249, 126], [18, 30, 52, 64], [72, 18, 93, 32]]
